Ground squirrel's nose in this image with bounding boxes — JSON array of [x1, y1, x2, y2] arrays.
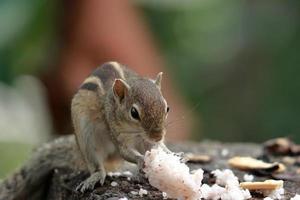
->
[[149, 128, 165, 142]]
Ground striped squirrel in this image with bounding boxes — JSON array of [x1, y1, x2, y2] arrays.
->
[[0, 62, 172, 199], [71, 61, 171, 192]]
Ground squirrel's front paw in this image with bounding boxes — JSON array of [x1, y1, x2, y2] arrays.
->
[[76, 171, 106, 193], [137, 158, 145, 170]]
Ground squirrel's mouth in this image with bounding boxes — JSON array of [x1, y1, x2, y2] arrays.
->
[[149, 132, 163, 142]]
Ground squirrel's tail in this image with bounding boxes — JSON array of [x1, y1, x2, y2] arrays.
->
[[0, 136, 80, 200]]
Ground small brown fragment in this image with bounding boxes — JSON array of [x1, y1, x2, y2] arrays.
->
[[282, 156, 296, 165], [228, 156, 285, 173], [185, 153, 212, 163], [291, 145, 300, 155], [240, 180, 283, 190], [264, 137, 300, 156]]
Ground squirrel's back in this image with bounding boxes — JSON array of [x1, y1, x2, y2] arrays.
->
[[78, 62, 137, 95]]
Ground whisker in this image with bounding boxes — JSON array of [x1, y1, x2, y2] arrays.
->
[[165, 100, 202, 129]]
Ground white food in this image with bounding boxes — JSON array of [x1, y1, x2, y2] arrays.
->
[[212, 169, 239, 186], [130, 191, 138, 195], [291, 194, 300, 200], [110, 181, 118, 187], [107, 171, 121, 177], [139, 188, 148, 197], [243, 174, 254, 182], [263, 187, 284, 199], [144, 147, 203, 200], [263, 197, 273, 200], [211, 169, 251, 200], [221, 149, 229, 157], [123, 171, 133, 177], [162, 192, 168, 199], [143, 147, 285, 200]]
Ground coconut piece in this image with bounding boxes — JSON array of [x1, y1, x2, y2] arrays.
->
[[212, 169, 239, 187], [228, 156, 285, 173], [185, 153, 212, 163], [240, 180, 283, 190], [210, 169, 251, 200], [201, 184, 226, 200], [291, 194, 300, 200], [144, 148, 253, 200], [143, 147, 203, 200]]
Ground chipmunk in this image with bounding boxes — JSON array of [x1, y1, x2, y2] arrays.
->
[[71, 61, 171, 192], [0, 62, 172, 199]]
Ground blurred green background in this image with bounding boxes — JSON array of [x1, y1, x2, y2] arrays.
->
[[0, 0, 300, 177]]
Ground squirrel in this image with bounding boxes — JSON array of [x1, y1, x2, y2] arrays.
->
[[71, 61, 171, 192], [0, 61, 172, 199]]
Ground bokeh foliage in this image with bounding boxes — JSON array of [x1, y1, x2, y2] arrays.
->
[[0, 0, 58, 84], [140, 0, 300, 142], [0, 0, 300, 144]]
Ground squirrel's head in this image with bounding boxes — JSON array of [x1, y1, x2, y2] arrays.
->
[[111, 72, 169, 142]]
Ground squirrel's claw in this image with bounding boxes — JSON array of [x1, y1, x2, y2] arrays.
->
[[76, 171, 106, 193]]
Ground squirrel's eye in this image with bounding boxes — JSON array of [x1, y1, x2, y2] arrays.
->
[[130, 107, 140, 120], [167, 106, 170, 113]]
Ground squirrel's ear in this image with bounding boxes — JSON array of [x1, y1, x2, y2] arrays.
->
[[113, 79, 130, 101], [155, 72, 163, 89]]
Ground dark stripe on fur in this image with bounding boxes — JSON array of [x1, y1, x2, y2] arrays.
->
[[92, 63, 122, 89]]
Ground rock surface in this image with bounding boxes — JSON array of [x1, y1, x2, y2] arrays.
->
[[44, 141, 300, 200]]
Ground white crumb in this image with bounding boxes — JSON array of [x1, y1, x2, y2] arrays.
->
[[127, 177, 131, 181], [107, 171, 122, 177], [139, 188, 148, 197], [201, 184, 226, 199], [108, 171, 132, 178], [107, 172, 113, 177], [212, 169, 239, 186], [130, 191, 138, 195], [118, 198, 128, 200], [291, 194, 300, 200], [162, 192, 168, 199], [221, 185, 251, 200], [221, 149, 229, 157], [122, 171, 133, 177], [114, 172, 122, 176], [264, 197, 273, 200], [212, 169, 251, 200], [110, 181, 118, 187], [263, 187, 284, 199], [243, 174, 254, 182]]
